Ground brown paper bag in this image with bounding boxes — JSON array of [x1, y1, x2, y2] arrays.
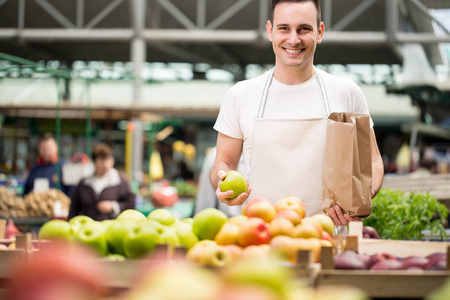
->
[[322, 112, 372, 219]]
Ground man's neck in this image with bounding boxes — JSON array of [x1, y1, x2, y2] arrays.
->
[[273, 64, 315, 85]]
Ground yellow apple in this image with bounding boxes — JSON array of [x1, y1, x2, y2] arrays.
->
[[293, 222, 322, 239], [223, 244, 243, 262], [269, 235, 297, 262], [311, 214, 335, 236], [274, 196, 305, 219], [246, 199, 277, 223], [240, 244, 270, 260], [228, 215, 248, 228], [214, 222, 240, 245], [269, 218, 295, 238]]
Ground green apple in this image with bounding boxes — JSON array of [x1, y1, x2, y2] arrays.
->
[[39, 219, 73, 241], [123, 222, 160, 259], [192, 208, 228, 240], [116, 209, 147, 222], [73, 221, 108, 256], [147, 208, 176, 226], [156, 225, 180, 249], [68, 215, 94, 234], [181, 217, 194, 226], [170, 221, 199, 250], [100, 219, 114, 231], [105, 220, 138, 255], [219, 170, 247, 199], [105, 254, 126, 261]]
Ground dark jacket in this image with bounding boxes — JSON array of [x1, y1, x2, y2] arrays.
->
[[68, 169, 136, 221], [23, 159, 75, 197]]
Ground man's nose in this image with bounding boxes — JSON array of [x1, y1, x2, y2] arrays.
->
[[288, 32, 300, 45]]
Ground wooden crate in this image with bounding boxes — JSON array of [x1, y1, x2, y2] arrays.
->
[[313, 238, 450, 298]]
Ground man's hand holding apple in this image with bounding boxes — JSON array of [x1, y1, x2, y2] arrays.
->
[[216, 170, 251, 206]]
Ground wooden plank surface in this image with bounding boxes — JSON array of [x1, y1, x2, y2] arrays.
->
[[358, 239, 450, 257], [316, 270, 450, 298], [382, 174, 450, 201]]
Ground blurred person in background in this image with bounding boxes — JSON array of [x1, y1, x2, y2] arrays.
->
[[23, 133, 75, 197], [408, 157, 438, 178], [68, 143, 135, 221], [194, 147, 245, 217], [210, 0, 384, 226]]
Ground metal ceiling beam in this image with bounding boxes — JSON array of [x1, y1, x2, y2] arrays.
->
[[331, 0, 377, 31], [34, 0, 76, 29], [155, 0, 197, 29], [206, 0, 254, 30], [1, 28, 449, 45], [409, 0, 450, 35], [85, 0, 124, 29]]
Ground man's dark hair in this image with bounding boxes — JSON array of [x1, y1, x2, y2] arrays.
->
[[92, 143, 113, 161], [39, 132, 55, 144], [270, 0, 321, 28]]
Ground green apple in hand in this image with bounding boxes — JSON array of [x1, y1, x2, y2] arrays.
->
[[192, 208, 228, 240], [116, 209, 147, 222], [123, 222, 160, 258], [219, 170, 247, 199], [105, 220, 138, 255], [68, 215, 94, 234], [39, 219, 73, 241], [73, 221, 108, 256], [147, 208, 176, 226]]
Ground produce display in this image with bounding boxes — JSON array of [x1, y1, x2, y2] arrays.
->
[[36, 196, 334, 265], [364, 188, 448, 240]]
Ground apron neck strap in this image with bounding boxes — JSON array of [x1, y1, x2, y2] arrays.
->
[[257, 66, 330, 118]]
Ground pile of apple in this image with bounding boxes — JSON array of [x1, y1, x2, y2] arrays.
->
[[334, 250, 448, 271], [39, 208, 199, 259], [187, 196, 335, 267], [5, 238, 369, 300]]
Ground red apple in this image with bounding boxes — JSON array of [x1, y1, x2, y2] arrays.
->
[[237, 217, 271, 247]]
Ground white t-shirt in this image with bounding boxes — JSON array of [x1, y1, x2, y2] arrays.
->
[[213, 68, 373, 176]]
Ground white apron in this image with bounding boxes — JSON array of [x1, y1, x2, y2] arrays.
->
[[248, 67, 330, 217]]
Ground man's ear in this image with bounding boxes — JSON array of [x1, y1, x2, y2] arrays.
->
[[317, 22, 325, 44], [266, 20, 273, 42]]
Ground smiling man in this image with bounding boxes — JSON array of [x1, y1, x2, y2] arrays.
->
[[210, 0, 384, 226]]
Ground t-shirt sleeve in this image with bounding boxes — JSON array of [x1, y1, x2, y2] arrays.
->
[[213, 83, 244, 139], [347, 81, 374, 128]]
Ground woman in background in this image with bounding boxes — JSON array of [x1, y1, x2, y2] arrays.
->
[[68, 144, 135, 221]]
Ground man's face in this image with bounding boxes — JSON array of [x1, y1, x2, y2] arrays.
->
[[94, 156, 114, 177], [266, 1, 324, 72], [38, 140, 58, 163]]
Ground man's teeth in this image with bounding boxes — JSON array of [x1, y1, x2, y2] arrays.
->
[[286, 49, 302, 54]]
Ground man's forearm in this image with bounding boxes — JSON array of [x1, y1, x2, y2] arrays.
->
[[372, 156, 384, 197]]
